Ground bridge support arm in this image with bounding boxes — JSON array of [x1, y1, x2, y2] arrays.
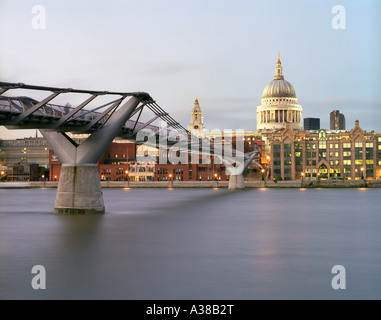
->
[[39, 131, 77, 164], [77, 96, 142, 164]]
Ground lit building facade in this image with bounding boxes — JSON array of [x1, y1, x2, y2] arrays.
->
[[154, 132, 266, 181], [0, 137, 50, 181], [50, 140, 136, 182], [269, 121, 381, 180], [257, 53, 303, 131]]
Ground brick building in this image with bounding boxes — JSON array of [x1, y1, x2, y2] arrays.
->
[[50, 141, 136, 181]]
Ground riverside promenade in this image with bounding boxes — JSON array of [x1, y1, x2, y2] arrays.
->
[[1, 180, 380, 189]]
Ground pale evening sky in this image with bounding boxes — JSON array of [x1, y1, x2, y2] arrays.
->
[[0, 0, 380, 139]]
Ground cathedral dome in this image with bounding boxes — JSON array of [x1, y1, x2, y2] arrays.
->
[[262, 79, 296, 99], [256, 53, 303, 131]]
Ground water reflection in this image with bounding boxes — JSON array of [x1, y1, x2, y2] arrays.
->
[[0, 188, 380, 299]]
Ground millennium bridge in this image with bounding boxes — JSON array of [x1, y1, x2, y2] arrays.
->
[[0, 82, 260, 214]]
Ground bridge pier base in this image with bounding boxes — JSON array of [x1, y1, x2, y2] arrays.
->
[[228, 174, 245, 190], [54, 164, 104, 214]]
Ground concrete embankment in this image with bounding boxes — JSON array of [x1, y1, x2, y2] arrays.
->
[[302, 180, 381, 188], [1, 180, 380, 189]]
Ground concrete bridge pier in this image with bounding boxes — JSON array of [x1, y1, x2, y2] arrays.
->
[[228, 174, 245, 190], [41, 96, 143, 214], [53, 164, 104, 214], [226, 152, 258, 190]]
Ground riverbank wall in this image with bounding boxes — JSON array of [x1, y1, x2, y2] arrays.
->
[[1, 180, 380, 189]]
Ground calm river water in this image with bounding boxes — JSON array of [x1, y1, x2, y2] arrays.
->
[[0, 187, 380, 300]]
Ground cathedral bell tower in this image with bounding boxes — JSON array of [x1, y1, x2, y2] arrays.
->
[[188, 97, 204, 134]]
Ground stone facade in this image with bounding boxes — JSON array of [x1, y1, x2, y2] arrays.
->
[[269, 121, 381, 180]]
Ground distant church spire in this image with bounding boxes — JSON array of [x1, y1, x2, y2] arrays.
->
[[188, 96, 204, 134], [274, 52, 284, 80]]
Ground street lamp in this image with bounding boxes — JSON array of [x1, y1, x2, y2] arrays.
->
[[214, 173, 219, 186], [261, 168, 265, 181], [361, 167, 364, 180], [301, 172, 305, 181], [168, 173, 173, 187], [125, 170, 129, 182]]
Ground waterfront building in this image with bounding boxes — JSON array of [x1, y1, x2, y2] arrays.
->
[[0, 137, 50, 181], [304, 118, 320, 130], [50, 140, 136, 181], [269, 120, 381, 180], [155, 132, 266, 181], [155, 163, 227, 182], [4, 163, 43, 181], [330, 110, 346, 130]]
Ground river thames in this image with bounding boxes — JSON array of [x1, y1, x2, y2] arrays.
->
[[0, 187, 380, 300]]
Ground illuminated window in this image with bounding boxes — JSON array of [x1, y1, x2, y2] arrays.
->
[[319, 141, 326, 149], [378, 145, 381, 150], [335, 144, 339, 148], [343, 151, 351, 157], [343, 160, 351, 165], [343, 143, 351, 149], [295, 152, 302, 157], [366, 143, 373, 148], [355, 160, 363, 165], [355, 142, 363, 148], [366, 160, 374, 165]]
